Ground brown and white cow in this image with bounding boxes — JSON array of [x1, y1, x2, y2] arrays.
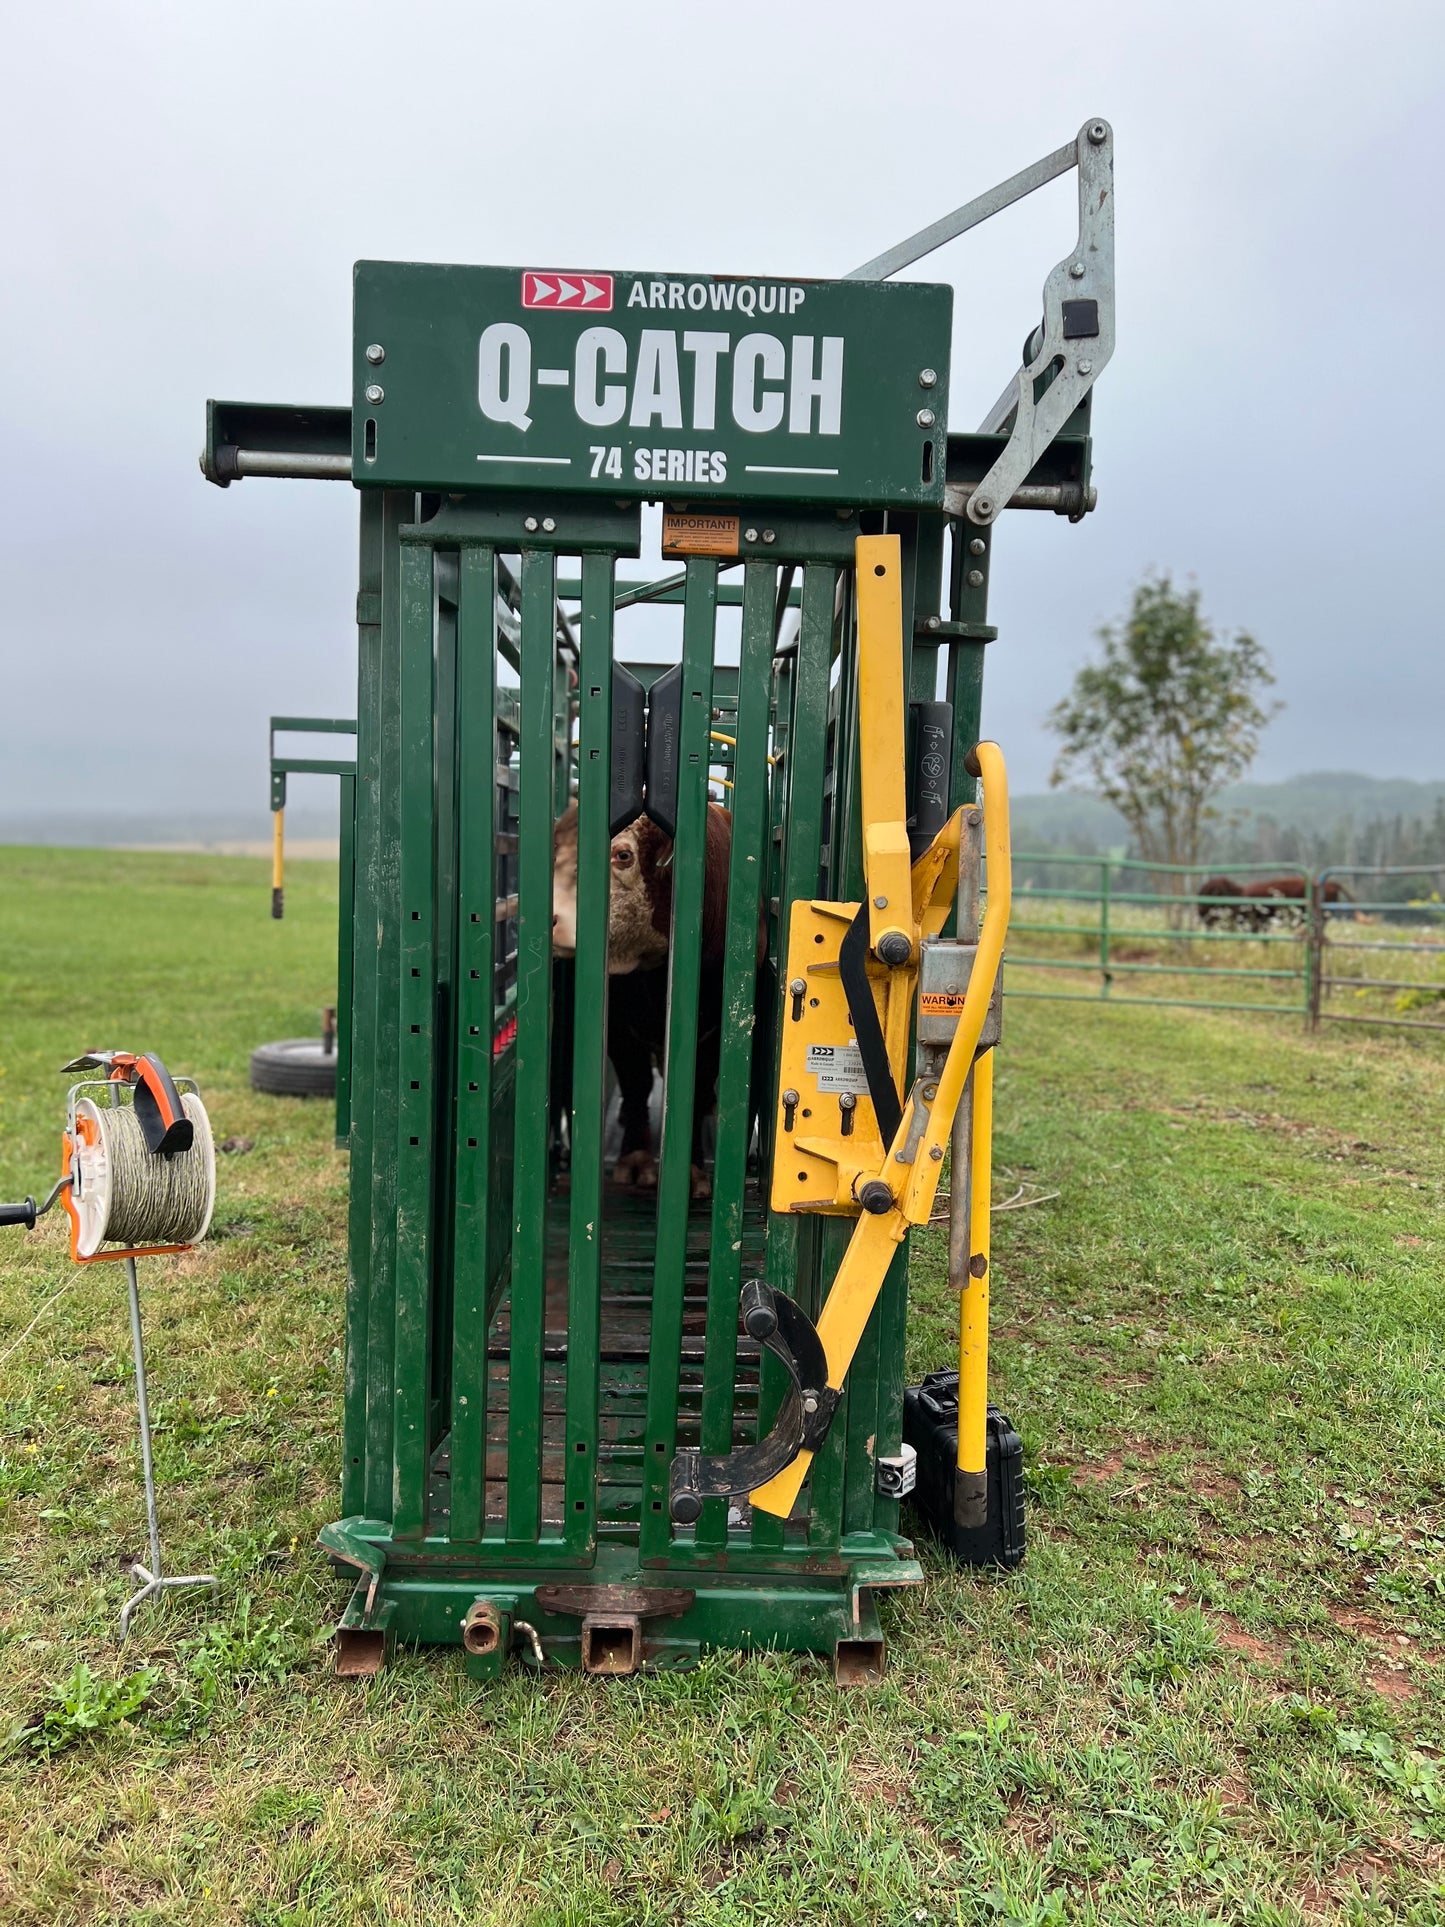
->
[[552, 804, 736, 1199]]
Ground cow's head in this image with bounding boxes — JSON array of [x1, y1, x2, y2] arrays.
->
[[552, 806, 671, 975]]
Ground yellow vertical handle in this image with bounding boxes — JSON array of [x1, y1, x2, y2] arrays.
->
[[854, 535, 914, 962], [271, 808, 285, 920], [958, 1049, 993, 1477]]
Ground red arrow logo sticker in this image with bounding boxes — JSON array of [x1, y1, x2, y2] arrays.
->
[[522, 271, 613, 311]]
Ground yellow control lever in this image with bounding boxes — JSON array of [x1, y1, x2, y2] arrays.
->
[[750, 742, 1011, 1519]]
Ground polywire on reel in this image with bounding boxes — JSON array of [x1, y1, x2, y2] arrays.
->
[[69, 1090, 215, 1258]]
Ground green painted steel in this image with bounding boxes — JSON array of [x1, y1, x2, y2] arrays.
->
[[562, 552, 616, 1557], [508, 550, 559, 1545], [696, 561, 775, 1552], [352, 262, 951, 506], [217, 230, 1109, 1674], [640, 559, 717, 1562], [1007, 853, 1314, 1021], [449, 545, 498, 1547]]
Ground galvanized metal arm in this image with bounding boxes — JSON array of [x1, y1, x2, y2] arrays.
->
[[849, 118, 1115, 528]]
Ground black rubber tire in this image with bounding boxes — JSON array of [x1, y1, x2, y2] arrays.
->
[[249, 1038, 337, 1098]]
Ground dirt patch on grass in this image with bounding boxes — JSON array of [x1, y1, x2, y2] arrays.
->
[[1367, 1664, 1414, 1702], [1329, 1604, 1391, 1641], [1211, 1612, 1287, 1667], [1070, 1440, 1164, 1488], [1188, 1468, 1242, 1502]]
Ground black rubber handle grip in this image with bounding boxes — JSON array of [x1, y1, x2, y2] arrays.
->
[[0, 1199, 37, 1230]]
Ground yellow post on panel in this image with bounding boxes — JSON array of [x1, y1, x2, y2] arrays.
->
[[958, 1049, 994, 1477], [854, 535, 914, 965]]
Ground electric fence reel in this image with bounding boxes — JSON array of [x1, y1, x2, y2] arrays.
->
[[1, 1051, 215, 1257], [0, 1050, 218, 1634]]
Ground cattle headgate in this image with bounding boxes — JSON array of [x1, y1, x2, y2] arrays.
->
[[200, 121, 1117, 1679]]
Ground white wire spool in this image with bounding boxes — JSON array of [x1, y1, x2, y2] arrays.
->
[[70, 1092, 215, 1258]]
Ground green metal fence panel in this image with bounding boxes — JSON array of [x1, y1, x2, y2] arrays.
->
[[1005, 852, 1314, 1022], [448, 544, 498, 1547], [393, 536, 440, 1539], [640, 558, 718, 1562], [696, 560, 776, 1552], [507, 549, 560, 1545], [562, 551, 616, 1558]]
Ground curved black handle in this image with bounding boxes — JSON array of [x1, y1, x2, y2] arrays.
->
[[669, 1283, 840, 1523], [0, 1199, 37, 1230], [132, 1054, 194, 1157]]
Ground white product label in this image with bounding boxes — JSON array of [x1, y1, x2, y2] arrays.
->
[[805, 1042, 870, 1094]]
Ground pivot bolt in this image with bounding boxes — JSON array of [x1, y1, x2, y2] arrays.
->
[[1069, 261, 1086, 279], [916, 408, 936, 428], [973, 495, 994, 520], [925, 614, 941, 631], [873, 895, 888, 909], [877, 931, 912, 967], [1088, 121, 1107, 144], [857, 1180, 894, 1215], [363, 384, 385, 405], [802, 1395, 819, 1415], [929, 1145, 944, 1161], [365, 343, 386, 364], [918, 368, 937, 388]]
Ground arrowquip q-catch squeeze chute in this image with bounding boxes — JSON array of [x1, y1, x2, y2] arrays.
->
[[201, 119, 1114, 1679]]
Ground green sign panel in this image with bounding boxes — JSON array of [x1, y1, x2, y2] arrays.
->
[[352, 261, 951, 507]]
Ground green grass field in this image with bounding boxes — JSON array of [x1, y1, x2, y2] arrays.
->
[[1, 847, 1443, 1926]]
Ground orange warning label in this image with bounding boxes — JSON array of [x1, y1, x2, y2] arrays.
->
[[919, 990, 967, 1014], [661, 511, 739, 558]]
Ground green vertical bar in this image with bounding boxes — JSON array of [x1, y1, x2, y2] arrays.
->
[[449, 546, 497, 1546], [430, 582, 459, 1454], [341, 493, 384, 1520], [335, 775, 356, 1151], [641, 558, 718, 1560], [755, 562, 836, 1553], [563, 551, 615, 1558], [507, 546, 557, 1544], [1100, 860, 1111, 999], [393, 537, 438, 1538], [362, 492, 409, 1522], [697, 562, 776, 1551]]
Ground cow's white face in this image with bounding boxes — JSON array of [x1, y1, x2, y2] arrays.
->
[[552, 811, 670, 975]]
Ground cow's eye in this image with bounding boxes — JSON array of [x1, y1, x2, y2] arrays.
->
[[612, 847, 633, 869]]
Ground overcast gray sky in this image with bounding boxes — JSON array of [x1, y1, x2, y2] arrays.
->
[[3, 0, 1441, 829]]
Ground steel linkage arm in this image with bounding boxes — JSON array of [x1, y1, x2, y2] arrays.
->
[[848, 118, 1115, 529]]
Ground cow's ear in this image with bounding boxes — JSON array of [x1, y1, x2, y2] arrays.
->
[[633, 816, 667, 881]]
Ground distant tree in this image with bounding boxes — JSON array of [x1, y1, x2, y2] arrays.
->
[[1047, 574, 1278, 888]]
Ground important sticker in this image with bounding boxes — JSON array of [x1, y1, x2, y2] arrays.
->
[[919, 990, 967, 1016], [661, 511, 740, 557], [805, 1042, 870, 1094]]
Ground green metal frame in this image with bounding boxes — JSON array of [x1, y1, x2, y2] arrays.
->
[[219, 250, 1102, 1676], [1007, 852, 1316, 1021], [268, 717, 359, 1142]]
